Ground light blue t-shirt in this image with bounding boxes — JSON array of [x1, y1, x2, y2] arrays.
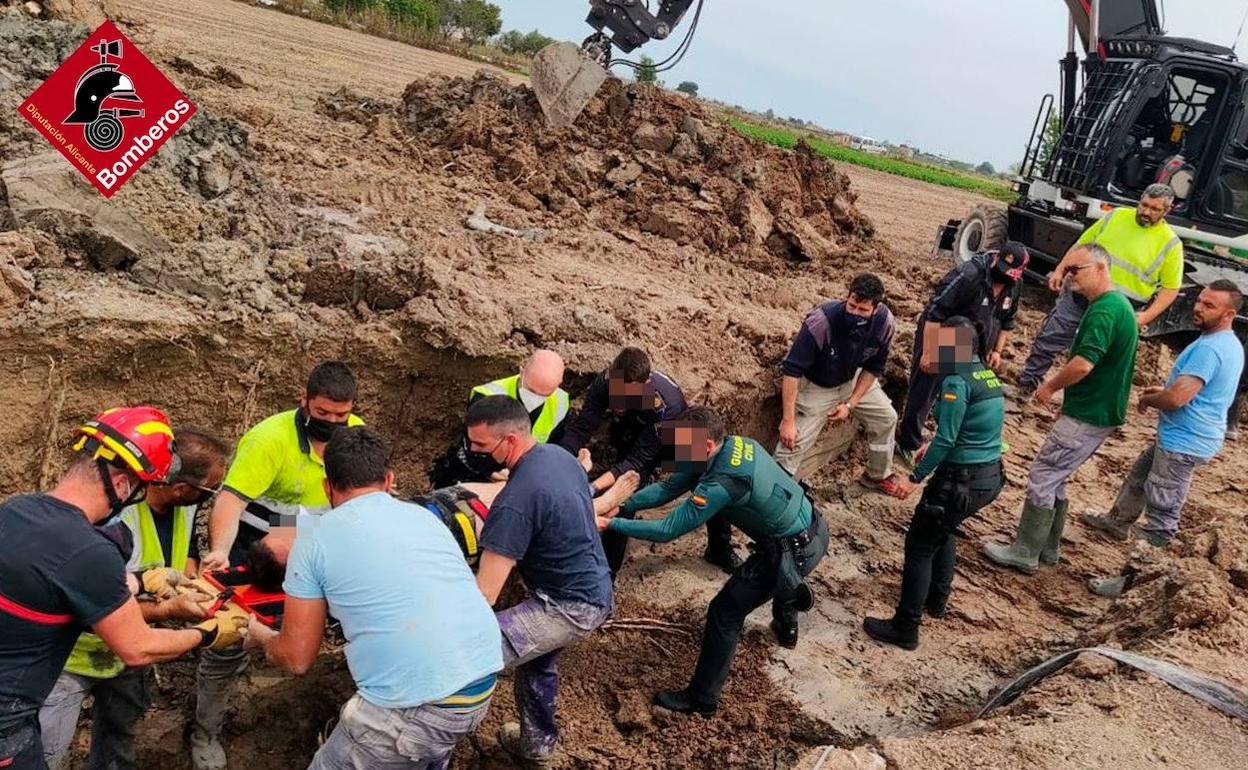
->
[[284, 491, 502, 709], [1157, 330, 1245, 459]]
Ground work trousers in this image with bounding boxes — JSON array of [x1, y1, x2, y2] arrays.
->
[[775, 376, 896, 481], [688, 512, 829, 705], [1108, 441, 1205, 540], [1019, 288, 1089, 390], [38, 667, 149, 770], [308, 693, 491, 770], [0, 718, 47, 770], [495, 592, 610, 760], [1026, 415, 1116, 509], [192, 646, 250, 746], [895, 462, 1003, 631]]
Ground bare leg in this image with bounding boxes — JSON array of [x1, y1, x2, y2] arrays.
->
[[595, 470, 640, 516], [458, 481, 506, 508]]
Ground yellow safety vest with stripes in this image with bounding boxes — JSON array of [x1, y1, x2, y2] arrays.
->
[[1077, 207, 1184, 303], [470, 375, 569, 444], [63, 503, 196, 679]]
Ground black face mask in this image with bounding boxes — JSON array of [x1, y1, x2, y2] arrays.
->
[[96, 460, 146, 525], [302, 409, 345, 443]]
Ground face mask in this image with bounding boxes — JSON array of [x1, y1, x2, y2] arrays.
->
[[936, 346, 966, 375], [461, 435, 507, 479], [96, 461, 145, 525], [303, 409, 344, 443], [518, 386, 547, 413]]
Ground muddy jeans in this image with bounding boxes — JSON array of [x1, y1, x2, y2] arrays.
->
[[38, 668, 149, 770], [1108, 441, 1205, 539], [308, 693, 490, 770], [1019, 288, 1089, 390], [496, 592, 611, 760], [0, 718, 46, 770], [1026, 415, 1116, 508], [192, 646, 250, 747], [774, 375, 896, 481]]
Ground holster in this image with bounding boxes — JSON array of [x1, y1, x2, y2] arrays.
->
[[766, 508, 822, 612]]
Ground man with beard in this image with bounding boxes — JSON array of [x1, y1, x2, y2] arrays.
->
[[1017, 184, 1184, 395], [195, 362, 363, 770], [1082, 280, 1245, 596]]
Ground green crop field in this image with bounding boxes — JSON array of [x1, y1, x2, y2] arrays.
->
[[729, 119, 1016, 203]]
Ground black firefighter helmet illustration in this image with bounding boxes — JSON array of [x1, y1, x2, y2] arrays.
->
[[63, 38, 144, 152]]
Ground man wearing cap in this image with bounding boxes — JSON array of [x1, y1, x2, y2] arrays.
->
[[1018, 184, 1183, 395], [897, 244, 1028, 466]]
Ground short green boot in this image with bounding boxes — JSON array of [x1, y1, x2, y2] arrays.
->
[[982, 500, 1054, 575], [1040, 499, 1068, 565]]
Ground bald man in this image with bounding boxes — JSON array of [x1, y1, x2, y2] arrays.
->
[[429, 351, 573, 487]]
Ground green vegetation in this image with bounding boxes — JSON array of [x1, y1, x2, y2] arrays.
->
[[496, 28, 556, 56], [636, 55, 659, 84], [730, 119, 1015, 202], [676, 81, 699, 97]]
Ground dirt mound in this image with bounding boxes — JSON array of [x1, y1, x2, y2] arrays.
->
[[392, 72, 873, 263]]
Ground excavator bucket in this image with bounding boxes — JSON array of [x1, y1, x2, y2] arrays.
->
[[531, 42, 608, 130]]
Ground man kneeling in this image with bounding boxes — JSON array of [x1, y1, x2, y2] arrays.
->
[[247, 427, 502, 769]]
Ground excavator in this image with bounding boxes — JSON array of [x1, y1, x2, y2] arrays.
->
[[532, 0, 1248, 344]]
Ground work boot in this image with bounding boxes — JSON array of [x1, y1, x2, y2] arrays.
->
[[770, 619, 798, 649], [1137, 529, 1173, 548], [982, 500, 1054, 575], [498, 723, 553, 769], [1040, 499, 1068, 565], [924, 598, 947, 619], [862, 616, 918, 651], [653, 688, 717, 717], [1088, 575, 1130, 598], [703, 546, 742, 574], [1080, 509, 1133, 541]]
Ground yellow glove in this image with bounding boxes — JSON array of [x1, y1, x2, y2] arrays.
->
[[141, 568, 185, 601], [176, 577, 220, 613], [195, 604, 250, 651]]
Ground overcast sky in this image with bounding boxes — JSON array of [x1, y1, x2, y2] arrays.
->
[[492, 1, 1247, 168]]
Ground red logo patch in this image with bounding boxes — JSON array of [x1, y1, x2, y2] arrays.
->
[[17, 20, 196, 198]]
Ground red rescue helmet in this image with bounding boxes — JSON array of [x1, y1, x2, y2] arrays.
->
[[73, 406, 180, 483]]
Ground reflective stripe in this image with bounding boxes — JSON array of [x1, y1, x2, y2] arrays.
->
[[1148, 237, 1181, 277], [471, 375, 569, 444], [121, 502, 192, 572], [1091, 208, 1182, 299], [0, 590, 72, 625], [241, 509, 270, 532], [242, 498, 332, 533]]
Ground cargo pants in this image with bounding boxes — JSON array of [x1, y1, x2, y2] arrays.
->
[[774, 374, 896, 481]]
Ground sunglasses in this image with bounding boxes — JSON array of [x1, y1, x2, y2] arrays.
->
[[1066, 263, 1096, 273]]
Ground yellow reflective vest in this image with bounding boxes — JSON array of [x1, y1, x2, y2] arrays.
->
[[1077, 207, 1184, 303], [63, 502, 195, 679], [470, 375, 569, 443]]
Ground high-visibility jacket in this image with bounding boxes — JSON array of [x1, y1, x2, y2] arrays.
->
[[1077, 207, 1183, 303], [63, 502, 196, 679], [470, 375, 570, 444]]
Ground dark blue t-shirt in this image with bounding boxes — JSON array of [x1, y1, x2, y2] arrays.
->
[[479, 445, 613, 608]]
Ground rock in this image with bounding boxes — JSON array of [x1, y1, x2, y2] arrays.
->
[[670, 134, 701, 162], [680, 115, 705, 141], [197, 156, 232, 198], [1069, 651, 1119, 680], [769, 202, 838, 261], [508, 189, 543, 211], [639, 202, 699, 245], [612, 689, 654, 734], [3, 154, 169, 270], [606, 92, 632, 120], [632, 122, 676, 153], [23, 2, 42, 17], [731, 190, 774, 245], [0, 231, 39, 267], [0, 255, 35, 311], [605, 160, 643, 186], [42, 0, 111, 26]]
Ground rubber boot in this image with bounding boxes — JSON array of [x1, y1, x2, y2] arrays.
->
[[653, 688, 717, 717], [498, 722, 553, 769], [191, 650, 245, 770], [1080, 510, 1133, 541], [982, 500, 1054, 575], [1040, 499, 1068, 565]]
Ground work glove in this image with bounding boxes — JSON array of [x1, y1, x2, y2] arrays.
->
[[195, 604, 250, 651], [177, 577, 222, 612], [141, 568, 186, 601]]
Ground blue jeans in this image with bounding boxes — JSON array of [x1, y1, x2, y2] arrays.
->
[[496, 593, 610, 759], [308, 693, 490, 770]]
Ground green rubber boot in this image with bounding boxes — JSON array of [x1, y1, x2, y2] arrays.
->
[[1040, 499, 1068, 565], [982, 500, 1054, 575]]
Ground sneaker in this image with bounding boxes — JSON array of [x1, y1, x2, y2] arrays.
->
[[857, 473, 904, 497], [653, 688, 717, 717], [498, 723, 553, 769]]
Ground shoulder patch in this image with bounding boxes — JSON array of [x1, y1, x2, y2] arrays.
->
[[943, 392, 959, 401], [691, 495, 708, 507]]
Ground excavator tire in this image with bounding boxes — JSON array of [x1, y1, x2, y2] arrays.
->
[[951, 204, 1007, 265]]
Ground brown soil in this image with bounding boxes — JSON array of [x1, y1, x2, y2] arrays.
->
[[2, 1, 1246, 768]]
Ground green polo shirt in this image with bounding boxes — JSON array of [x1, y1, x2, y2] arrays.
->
[[1064, 291, 1139, 427], [223, 409, 365, 524]]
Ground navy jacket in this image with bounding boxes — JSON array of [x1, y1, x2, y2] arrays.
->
[[559, 369, 686, 480], [781, 301, 895, 388], [922, 251, 1021, 357]]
